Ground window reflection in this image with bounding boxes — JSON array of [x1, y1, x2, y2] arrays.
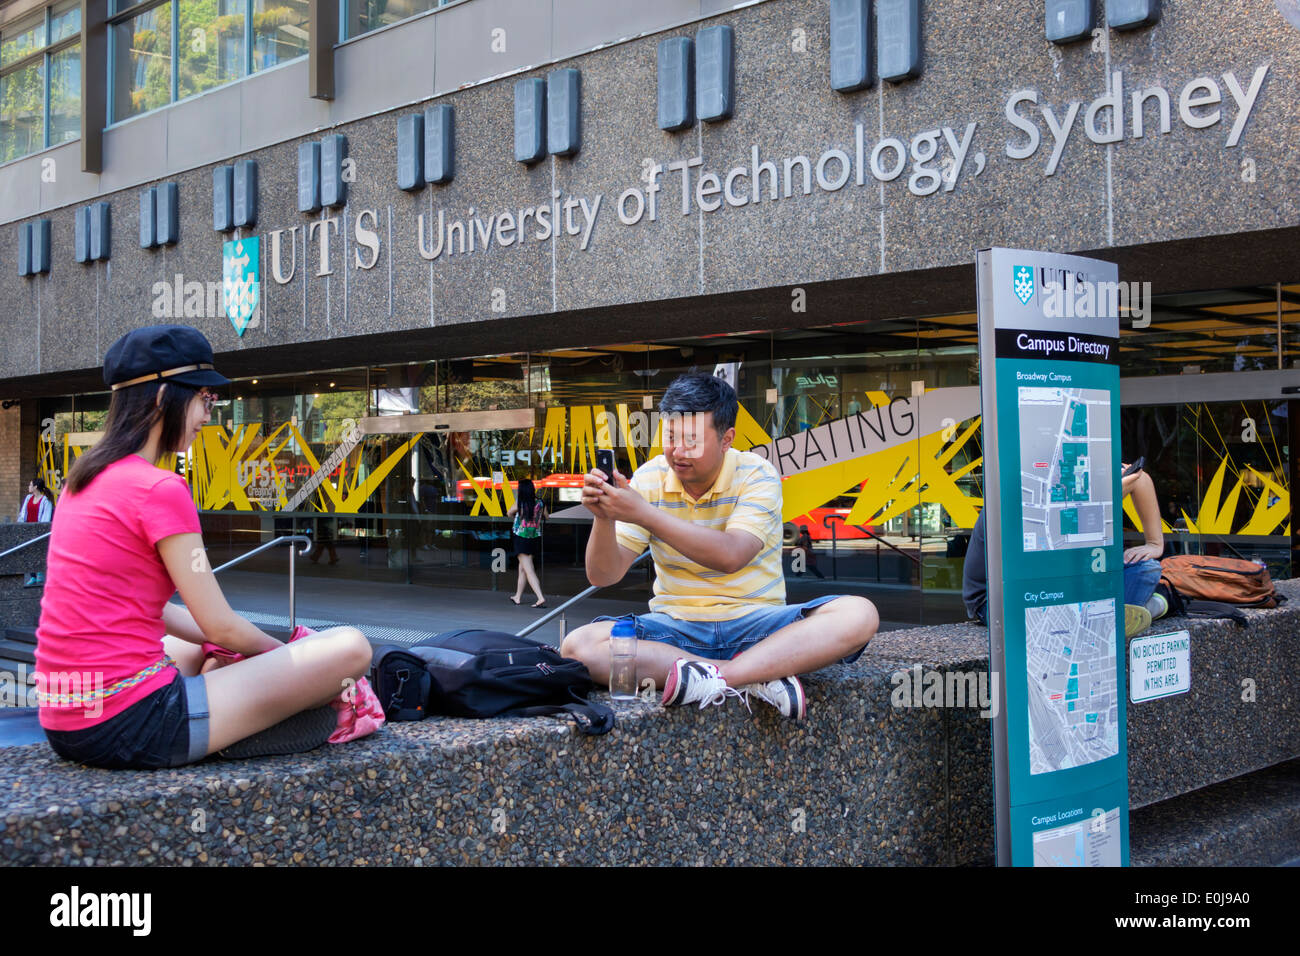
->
[[178, 0, 245, 100], [343, 0, 452, 41], [0, 61, 44, 161], [252, 0, 309, 70], [112, 2, 172, 121]]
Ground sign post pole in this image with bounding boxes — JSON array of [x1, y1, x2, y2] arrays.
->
[[977, 247, 1130, 866]]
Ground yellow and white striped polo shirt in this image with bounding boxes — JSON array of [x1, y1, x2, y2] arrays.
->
[[614, 448, 785, 621]]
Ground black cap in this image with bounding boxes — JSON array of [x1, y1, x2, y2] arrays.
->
[[103, 325, 231, 392]]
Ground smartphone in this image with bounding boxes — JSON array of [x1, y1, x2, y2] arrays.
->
[[1122, 456, 1145, 477], [595, 449, 616, 482]]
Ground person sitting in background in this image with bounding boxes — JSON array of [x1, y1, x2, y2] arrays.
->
[[962, 461, 1166, 636], [17, 477, 54, 523]]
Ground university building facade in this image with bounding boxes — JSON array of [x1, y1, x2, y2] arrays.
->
[[1, 0, 1297, 625]]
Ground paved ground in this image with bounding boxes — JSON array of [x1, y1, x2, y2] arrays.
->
[[210, 569, 650, 647], [208, 564, 938, 648]]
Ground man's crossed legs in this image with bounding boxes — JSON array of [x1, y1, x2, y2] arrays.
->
[[560, 595, 878, 719]]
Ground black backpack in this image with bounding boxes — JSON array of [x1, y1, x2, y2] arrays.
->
[[370, 630, 614, 735], [369, 645, 436, 721]]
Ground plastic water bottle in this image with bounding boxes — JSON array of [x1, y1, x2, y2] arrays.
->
[[609, 619, 638, 701]]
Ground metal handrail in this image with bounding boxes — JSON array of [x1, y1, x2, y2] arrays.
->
[[858, 527, 922, 565], [516, 551, 651, 639], [212, 534, 313, 634], [0, 531, 51, 561]]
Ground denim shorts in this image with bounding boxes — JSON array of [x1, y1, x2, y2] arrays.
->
[[594, 595, 866, 665], [44, 670, 210, 770]]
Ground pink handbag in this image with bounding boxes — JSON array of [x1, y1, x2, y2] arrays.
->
[[199, 626, 386, 744]]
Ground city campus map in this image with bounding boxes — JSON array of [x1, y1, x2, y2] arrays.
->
[[1017, 387, 1114, 551], [1025, 597, 1119, 774]]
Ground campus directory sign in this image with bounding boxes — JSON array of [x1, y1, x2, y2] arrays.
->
[[976, 248, 1130, 867]]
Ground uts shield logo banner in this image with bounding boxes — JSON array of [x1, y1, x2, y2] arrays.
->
[[1013, 265, 1035, 305], [223, 236, 261, 335]]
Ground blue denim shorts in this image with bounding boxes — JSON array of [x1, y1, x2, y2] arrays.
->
[[594, 595, 865, 665], [44, 670, 211, 770]]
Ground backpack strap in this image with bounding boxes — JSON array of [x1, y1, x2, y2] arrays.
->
[[1180, 599, 1249, 626], [501, 690, 615, 735]]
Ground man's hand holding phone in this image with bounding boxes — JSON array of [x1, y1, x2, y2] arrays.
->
[[584, 452, 647, 524]]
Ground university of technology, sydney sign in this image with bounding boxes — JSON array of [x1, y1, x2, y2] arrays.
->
[[260, 62, 1270, 277]]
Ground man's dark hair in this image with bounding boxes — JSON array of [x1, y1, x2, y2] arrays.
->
[[659, 372, 738, 436]]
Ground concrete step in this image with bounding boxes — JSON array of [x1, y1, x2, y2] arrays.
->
[[3, 626, 36, 646], [0, 658, 36, 708], [0, 640, 34, 665], [1131, 758, 1300, 866]]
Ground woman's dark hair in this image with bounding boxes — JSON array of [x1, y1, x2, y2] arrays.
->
[[64, 381, 197, 495], [517, 478, 537, 518], [660, 372, 738, 435], [30, 477, 54, 503]]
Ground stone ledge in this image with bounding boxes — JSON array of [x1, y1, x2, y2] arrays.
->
[[1, 580, 1296, 866], [1130, 758, 1300, 867]]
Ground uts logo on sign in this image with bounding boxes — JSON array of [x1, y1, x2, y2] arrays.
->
[[223, 236, 261, 335], [1012, 265, 1035, 305]]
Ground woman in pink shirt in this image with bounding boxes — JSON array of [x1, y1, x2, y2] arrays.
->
[[36, 325, 372, 769]]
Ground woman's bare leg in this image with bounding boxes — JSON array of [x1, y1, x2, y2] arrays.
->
[[519, 554, 544, 605], [162, 635, 205, 677], [199, 626, 372, 755]]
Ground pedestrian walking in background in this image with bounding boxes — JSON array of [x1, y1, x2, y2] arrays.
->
[[508, 478, 547, 608], [18, 477, 54, 523]]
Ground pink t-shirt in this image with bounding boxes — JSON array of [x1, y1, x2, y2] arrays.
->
[[36, 455, 201, 731]]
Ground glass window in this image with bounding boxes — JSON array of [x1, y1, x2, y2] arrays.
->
[[1, 13, 45, 67], [0, 60, 45, 162], [252, 0, 309, 71], [344, 0, 446, 41], [48, 44, 79, 145], [49, 1, 82, 43], [0, 5, 83, 161], [110, 0, 307, 122], [112, 2, 172, 121], [1119, 288, 1285, 377], [178, 0, 245, 100]]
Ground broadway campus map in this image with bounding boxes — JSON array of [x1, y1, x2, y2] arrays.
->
[[1018, 386, 1114, 552]]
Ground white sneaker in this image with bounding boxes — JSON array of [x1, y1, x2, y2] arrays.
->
[[741, 676, 807, 720], [661, 660, 744, 710]]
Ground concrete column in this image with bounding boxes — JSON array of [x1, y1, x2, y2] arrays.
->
[[19, 403, 39, 499], [0, 405, 19, 510], [309, 0, 337, 100], [80, 0, 108, 173]]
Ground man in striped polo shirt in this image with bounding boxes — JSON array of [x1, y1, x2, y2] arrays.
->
[[561, 373, 878, 720]]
